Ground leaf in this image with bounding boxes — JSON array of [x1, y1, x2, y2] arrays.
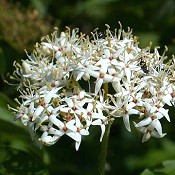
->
[[155, 160, 175, 175], [0, 106, 22, 127], [0, 105, 50, 166], [140, 169, 155, 175], [0, 92, 16, 108], [0, 146, 50, 175]]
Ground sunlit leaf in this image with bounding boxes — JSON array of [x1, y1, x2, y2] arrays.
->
[[155, 160, 175, 175], [140, 169, 155, 175]]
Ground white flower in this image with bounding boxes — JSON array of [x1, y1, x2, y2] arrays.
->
[[49, 115, 89, 150], [134, 120, 166, 143], [10, 25, 175, 150]]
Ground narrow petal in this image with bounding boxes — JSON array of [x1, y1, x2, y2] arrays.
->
[[159, 108, 170, 122], [49, 128, 64, 136], [80, 129, 89, 135], [76, 71, 84, 81], [92, 119, 102, 125], [33, 106, 44, 121], [95, 78, 103, 95], [151, 131, 166, 138], [100, 124, 105, 142], [125, 67, 131, 82], [162, 94, 172, 106], [123, 115, 131, 132], [135, 117, 152, 127], [64, 97, 73, 107], [142, 132, 151, 143], [75, 141, 81, 151], [44, 88, 58, 104], [49, 115, 64, 129], [154, 119, 162, 135], [66, 120, 76, 131], [103, 74, 114, 83], [40, 135, 59, 146], [41, 42, 58, 51], [87, 103, 93, 111], [67, 131, 81, 142]]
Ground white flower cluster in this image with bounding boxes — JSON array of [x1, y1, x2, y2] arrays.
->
[[10, 25, 175, 150]]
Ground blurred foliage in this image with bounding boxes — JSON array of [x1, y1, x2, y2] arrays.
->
[[0, 0, 175, 175], [0, 0, 53, 53], [141, 160, 175, 175], [0, 146, 50, 175]]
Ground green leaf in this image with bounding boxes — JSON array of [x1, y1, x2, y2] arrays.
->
[[140, 169, 155, 175], [0, 146, 50, 175], [0, 91, 16, 108], [155, 160, 175, 175], [0, 105, 50, 166]]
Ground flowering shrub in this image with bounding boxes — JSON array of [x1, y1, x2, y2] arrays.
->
[[9, 25, 175, 150]]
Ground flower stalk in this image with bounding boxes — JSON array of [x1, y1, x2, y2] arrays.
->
[[98, 120, 113, 175]]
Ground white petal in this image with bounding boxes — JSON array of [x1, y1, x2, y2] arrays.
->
[[28, 102, 35, 114], [49, 128, 64, 136], [154, 119, 162, 135], [82, 72, 90, 81], [40, 115, 48, 123], [66, 119, 76, 131], [142, 132, 151, 143], [64, 97, 73, 107], [144, 102, 153, 112], [128, 108, 139, 115], [33, 106, 44, 121], [79, 91, 86, 99], [86, 68, 99, 78], [103, 74, 113, 83], [125, 67, 131, 82], [113, 48, 124, 59], [92, 119, 102, 125], [87, 103, 93, 111], [159, 108, 170, 122], [150, 106, 157, 113], [67, 131, 81, 142], [22, 61, 31, 74], [162, 94, 172, 106], [80, 129, 89, 135], [42, 42, 58, 51], [40, 135, 59, 146], [123, 115, 131, 132], [44, 88, 58, 104], [95, 78, 103, 95], [135, 117, 152, 127], [21, 114, 29, 125], [112, 80, 122, 92], [76, 71, 84, 81], [60, 107, 72, 113], [127, 102, 136, 110], [49, 115, 64, 129], [136, 81, 147, 92], [75, 116, 81, 128], [100, 124, 105, 142], [75, 141, 81, 151], [151, 131, 166, 138]]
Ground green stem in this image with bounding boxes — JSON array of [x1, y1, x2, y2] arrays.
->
[[103, 83, 108, 100], [98, 121, 112, 175]]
